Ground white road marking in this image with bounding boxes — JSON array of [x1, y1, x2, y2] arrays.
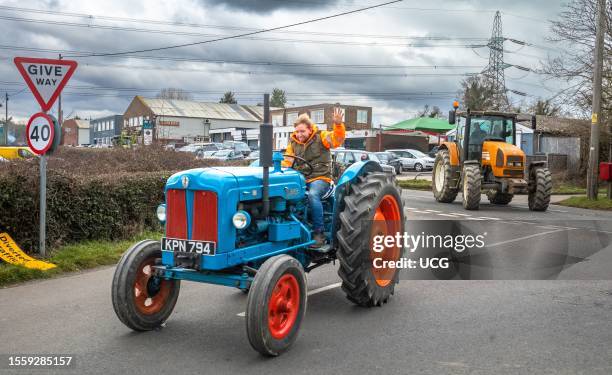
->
[[486, 228, 573, 248], [424, 209, 442, 213], [476, 217, 502, 221], [437, 213, 460, 217], [450, 213, 471, 217], [236, 282, 342, 317]]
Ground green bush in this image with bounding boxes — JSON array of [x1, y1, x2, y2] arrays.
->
[[0, 147, 248, 254]]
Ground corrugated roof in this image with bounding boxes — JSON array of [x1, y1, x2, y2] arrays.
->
[[140, 97, 263, 122]]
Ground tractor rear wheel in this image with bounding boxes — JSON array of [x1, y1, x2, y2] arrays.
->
[[528, 167, 552, 211], [487, 190, 514, 205], [337, 172, 404, 307], [246, 255, 307, 357], [111, 240, 180, 331], [462, 164, 481, 210], [432, 150, 459, 203]]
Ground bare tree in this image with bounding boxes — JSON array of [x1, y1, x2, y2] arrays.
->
[[417, 105, 442, 118], [156, 88, 193, 100], [529, 98, 562, 116], [458, 75, 497, 111], [541, 0, 611, 119]]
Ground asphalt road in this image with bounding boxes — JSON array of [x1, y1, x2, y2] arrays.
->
[[1, 189, 612, 374]]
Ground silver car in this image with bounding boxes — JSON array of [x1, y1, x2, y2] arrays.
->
[[387, 149, 435, 172]]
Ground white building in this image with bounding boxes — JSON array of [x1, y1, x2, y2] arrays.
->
[[123, 96, 273, 148]]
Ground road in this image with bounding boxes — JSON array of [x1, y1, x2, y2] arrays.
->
[[1, 189, 612, 374]]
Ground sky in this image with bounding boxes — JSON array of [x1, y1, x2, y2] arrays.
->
[[0, 0, 568, 126]]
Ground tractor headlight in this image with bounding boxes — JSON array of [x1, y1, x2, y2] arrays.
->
[[232, 210, 251, 229], [156, 204, 166, 223]]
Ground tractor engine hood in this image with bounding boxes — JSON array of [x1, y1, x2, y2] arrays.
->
[[165, 166, 306, 202]]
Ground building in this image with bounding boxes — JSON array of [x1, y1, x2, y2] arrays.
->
[[61, 119, 90, 146], [271, 103, 372, 149], [90, 115, 123, 146], [122, 96, 269, 148]]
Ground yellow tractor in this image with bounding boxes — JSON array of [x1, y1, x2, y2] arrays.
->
[[432, 105, 552, 211], [0, 146, 35, 160]]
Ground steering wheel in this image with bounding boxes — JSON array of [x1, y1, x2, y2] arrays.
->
[[283, 154, 314, 176]]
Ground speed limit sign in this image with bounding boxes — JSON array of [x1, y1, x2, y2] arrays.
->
[[26, 112, 56, 155]]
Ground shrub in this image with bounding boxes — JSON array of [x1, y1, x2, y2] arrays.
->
[[0, 147, 249, 253]]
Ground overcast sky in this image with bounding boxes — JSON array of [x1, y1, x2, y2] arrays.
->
[[0, 0, 567, 125]]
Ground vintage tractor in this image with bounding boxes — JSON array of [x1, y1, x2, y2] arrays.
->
[[432, 104, 552, 211], [111, 95, 404, 356]]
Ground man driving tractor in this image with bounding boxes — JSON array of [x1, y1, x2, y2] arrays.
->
[[282, 108, 346, 248]]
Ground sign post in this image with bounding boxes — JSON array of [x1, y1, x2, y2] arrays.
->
[[15, 57, 77, 257]]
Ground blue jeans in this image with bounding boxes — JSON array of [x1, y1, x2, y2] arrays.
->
[[307, 180, 329, 233]]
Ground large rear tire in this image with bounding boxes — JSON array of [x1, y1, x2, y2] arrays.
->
[[462, 164, 481, 210], [111, 240, 180, 331], [486, 190, 513, 205], [528, 167, 552, 211], [246, 255, 307, 357], [337, 172, 404, 307], [432, 150, 459, 203]]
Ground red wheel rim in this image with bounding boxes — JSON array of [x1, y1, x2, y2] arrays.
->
[[268, 273, 300, 340], [133, 259, 171, 315], [370, 195, 402, 287]]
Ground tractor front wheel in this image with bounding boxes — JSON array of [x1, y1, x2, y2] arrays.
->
[[246, 255, 307, 357], [528, 167, 552, 211], [337, 172, 404, 307], [462, 164, 481, 210], [432, 150, 459, 203], [111, 240, 180, 331]]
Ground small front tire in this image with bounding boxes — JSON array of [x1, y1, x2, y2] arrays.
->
[[246, 255, 307, 357], [111, 240, 180, 331]]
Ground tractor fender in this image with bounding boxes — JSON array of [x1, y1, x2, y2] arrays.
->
[[439, 142, 460, 166], [336, 160, 383, 187], [529, 160, 548, 171]]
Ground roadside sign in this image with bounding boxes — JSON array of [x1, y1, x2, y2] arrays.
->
[[26, 112, 55, 155], [143, 128, 153, 145], [14, 57, 78, 112]]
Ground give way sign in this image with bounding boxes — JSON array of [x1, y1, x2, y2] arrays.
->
[[14, 57, 78, 112]]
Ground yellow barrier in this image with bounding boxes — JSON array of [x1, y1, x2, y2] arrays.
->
[[0, 232, 56, 270]]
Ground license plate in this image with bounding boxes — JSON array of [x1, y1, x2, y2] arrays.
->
[[161, 237, 216, 255]]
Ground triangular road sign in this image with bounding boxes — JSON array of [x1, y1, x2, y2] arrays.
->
[[14, 57, 78, 112]]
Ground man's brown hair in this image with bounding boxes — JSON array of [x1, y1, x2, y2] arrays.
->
[[294, 113, 313, 128]]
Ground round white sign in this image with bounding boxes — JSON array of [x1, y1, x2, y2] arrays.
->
[[26, 112, 55, 155]]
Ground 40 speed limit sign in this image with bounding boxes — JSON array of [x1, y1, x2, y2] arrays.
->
[[26, 112, 59, 155]]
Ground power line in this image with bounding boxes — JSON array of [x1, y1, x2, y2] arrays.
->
[[65, 0, 405, 57]]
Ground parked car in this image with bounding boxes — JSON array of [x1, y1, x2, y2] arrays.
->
[[374, 152, 403, 174], [387, 149, 435, 172], [331, 149, 396, 176], [201, 149, 244, 161], [245, 150, 260, 161], [222, 141, 252, 157], [428, 145, 440, 158]]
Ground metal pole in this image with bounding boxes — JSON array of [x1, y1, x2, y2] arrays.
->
[[39, 154, 47, 257], [4, 92, 7, 145], [58, 54, 63, 127], [587, 0, 606, 200]]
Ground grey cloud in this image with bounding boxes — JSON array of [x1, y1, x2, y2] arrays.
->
[[201, 0, 342, 13]]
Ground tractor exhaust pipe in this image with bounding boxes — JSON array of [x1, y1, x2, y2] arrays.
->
[[260, 93, 273, 218]]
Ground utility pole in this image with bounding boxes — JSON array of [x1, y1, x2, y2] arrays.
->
[[587, 0, 606, 200]]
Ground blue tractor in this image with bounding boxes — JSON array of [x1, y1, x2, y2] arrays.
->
[[111, 95, 405, 356]]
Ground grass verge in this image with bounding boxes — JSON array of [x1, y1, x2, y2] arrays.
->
[[555, 195, 612, 210], [398, 179, 432, 190], [0, 231, 162, 288]]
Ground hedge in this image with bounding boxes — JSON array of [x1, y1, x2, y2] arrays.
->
[[0, 147, 247, 254]]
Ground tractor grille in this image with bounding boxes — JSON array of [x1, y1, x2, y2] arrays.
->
[[503, 169, 524, 177], [507, 156, 523, 163], [166, 189, 218, 243]]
